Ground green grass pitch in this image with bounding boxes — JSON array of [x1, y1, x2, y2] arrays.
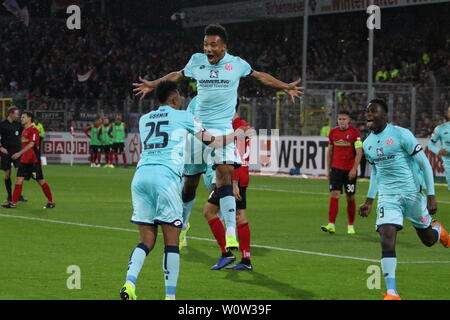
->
[[0, 165, 449, 300]]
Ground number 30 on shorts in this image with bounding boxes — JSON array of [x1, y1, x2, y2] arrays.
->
[[346, 184, 355, 193]]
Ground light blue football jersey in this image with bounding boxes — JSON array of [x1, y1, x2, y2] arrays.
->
[[183, 52, 252, 128], [429, 122, 450, 165], [186, 96, 197, 115], [137, 105, 202, 176], [363, 124, 426, 195]]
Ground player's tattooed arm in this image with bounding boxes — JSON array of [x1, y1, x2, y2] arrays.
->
[[197, 126, 251, 148], [133, 72, 184, 100]]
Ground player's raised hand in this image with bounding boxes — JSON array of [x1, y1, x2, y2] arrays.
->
[[359, 200, 373, 217], [284, 78, 304, 103], [235, 126, 256, 140], [427, 195, 437, 215], [132, 76, 155, 100]]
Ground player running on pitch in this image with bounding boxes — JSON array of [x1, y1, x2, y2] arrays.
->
[[119, 81, 250, 300], [359, 99, 449, 300], [322, 110, 362, 234], [134, 24, 303, 251], [2, 112, 54, 209], [428, 106, 450, 190]]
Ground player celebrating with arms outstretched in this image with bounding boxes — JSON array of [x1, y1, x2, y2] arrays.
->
[[359, 99, 449, 300], [120, 81, 251, 300], [133, 24, 303, 250]]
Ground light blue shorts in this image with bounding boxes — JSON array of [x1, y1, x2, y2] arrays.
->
[[202, 164, 216, 191], [183, 124, 241, 176], [376, 192, 432, 231], [131, 164, 183, 228]]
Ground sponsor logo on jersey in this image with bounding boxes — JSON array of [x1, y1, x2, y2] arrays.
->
[[334, 139, 351, 146], [376, 147, 384, 156], [210, 70, 219, 78]]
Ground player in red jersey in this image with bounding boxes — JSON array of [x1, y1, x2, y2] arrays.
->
[[2, 112, 55, 209], [204, 110, 254, 270], [321, 110, 362, 234]]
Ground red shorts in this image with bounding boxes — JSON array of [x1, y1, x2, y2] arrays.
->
[[233, 166, 249, 187]]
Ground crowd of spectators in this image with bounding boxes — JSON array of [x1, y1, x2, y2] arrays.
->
[[0, 1, 449, 133]]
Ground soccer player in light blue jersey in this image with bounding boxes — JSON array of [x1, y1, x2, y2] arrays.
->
[[428, 106, 450, 190], [359, 99, 450, 300], [120, 81, 248, 301], [133, 24, 303, 264]]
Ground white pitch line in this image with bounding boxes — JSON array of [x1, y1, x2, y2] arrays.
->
[[1, 214, 449, 264], [250, 187, 450, 205]]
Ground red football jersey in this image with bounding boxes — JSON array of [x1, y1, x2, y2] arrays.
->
[[232, 117, 250, 187], [328, 125, 361, 171], [20, 125, 40, 163]]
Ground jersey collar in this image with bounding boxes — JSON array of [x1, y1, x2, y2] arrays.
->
[[158, 105, 175, 111]]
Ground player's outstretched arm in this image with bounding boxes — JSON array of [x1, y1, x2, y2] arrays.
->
[[132, 72, 184, 100], [196, 126, 253, 149], [413, 151, 437, 214], [250, 71, 304, 101]]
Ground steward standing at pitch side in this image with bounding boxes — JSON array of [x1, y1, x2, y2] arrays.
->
[[0, 106, 27, 203]]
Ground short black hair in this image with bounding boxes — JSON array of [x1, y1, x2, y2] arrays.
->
[[204, 24, 228, 44], [22, 111, 34, 122], [369, 99, 388, 113], [155, 81, 178, 104], [338, 110, 350, 116]]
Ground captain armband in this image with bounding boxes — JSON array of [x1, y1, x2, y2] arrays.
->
[[354, 140, 363, 148]]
